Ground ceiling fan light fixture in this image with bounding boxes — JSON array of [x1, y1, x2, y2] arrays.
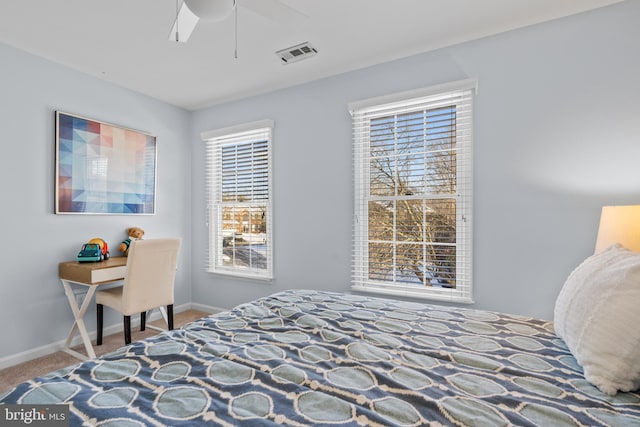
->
[[184, 0, 236, 22]]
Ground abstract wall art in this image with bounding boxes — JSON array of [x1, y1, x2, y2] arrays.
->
[[55, 112, 156, 214]]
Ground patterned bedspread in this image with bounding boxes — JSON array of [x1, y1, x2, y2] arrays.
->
[[2, 290, 640, 426]]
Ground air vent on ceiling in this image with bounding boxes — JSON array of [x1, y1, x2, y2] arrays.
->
[[276, 42, 318, 64]]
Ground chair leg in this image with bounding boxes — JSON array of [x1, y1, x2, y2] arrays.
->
[[124, 316, 132, 345], [140, 311, 146, 331], [97, 304, 104, 346], [167, 304, 174, 330]]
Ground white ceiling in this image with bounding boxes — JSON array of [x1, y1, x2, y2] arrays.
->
[[0, 0, 622, 111]]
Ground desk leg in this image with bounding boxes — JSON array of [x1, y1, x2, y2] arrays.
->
[[61, 280, 97, 360], [144, 306, 170, 333]]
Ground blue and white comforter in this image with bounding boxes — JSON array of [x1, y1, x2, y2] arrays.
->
[[2, 290, 640, 426]]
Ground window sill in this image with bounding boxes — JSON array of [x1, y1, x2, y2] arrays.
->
[[207, 269, 273, 282], [351, 283, 474, 305]]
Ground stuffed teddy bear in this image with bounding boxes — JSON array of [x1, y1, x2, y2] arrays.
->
[[118, 227, 145, 256]]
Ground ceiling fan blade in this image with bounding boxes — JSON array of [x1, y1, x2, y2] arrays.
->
[[168, 1, 200, 42], [241, 0, 307, 26]]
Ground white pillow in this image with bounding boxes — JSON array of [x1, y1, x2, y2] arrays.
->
[[554, 243, 640, 395]]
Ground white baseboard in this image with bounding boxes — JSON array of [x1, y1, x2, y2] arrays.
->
[[0, 302, 222, 371], [191, 302, 227, 314]]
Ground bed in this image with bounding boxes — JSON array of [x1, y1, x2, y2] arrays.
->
[[2, 289, 640, 426]]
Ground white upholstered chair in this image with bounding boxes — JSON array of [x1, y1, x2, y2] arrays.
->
[[96, 238, 181, 346]]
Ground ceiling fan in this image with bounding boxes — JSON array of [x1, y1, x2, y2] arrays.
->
[[168, 0, 306, 43]]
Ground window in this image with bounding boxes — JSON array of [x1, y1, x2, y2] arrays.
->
[[350, 79, 475, 303], [202, 120, 274, 280]]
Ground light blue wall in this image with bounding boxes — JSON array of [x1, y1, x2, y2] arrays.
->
[[1, 1, 638, 361], [190, 1, 640, 320], [0, 44, 191, 359]]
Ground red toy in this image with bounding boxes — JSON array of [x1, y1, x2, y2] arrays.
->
[[88, 238, 110, 260]]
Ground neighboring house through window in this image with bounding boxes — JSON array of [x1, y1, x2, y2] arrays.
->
[[350, 79, 476, 302], [202, 120, 274, 280]]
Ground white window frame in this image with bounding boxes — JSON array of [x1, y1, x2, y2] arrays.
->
[[349, 79, 476, 303], [202, 119, 274, 280]]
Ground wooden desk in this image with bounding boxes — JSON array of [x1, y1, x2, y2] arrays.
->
[[59, 257, 127, 360]]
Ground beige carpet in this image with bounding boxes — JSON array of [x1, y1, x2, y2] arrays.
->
[[0, 309, 209, 395]]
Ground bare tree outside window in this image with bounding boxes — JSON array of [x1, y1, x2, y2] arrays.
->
[[367, 106, 458, 288], [352, 81, 474, 302]]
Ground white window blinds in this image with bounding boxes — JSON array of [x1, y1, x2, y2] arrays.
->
[[350, 79, 475, 303], [203, 120, 274, 280]]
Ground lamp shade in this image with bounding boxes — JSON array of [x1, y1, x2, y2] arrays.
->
[[594, 205, 640, 253]]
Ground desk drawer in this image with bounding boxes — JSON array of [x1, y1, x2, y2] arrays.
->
[[59, 258, 127, 284], [92, 266, 126, 283]]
